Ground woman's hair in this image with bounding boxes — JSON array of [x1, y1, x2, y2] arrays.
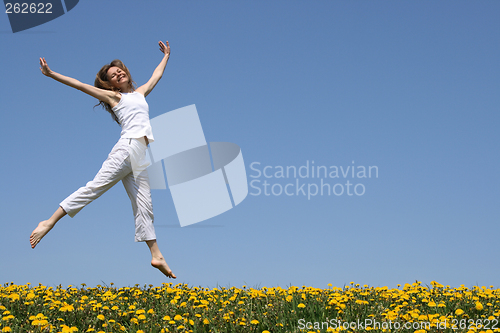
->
[[94, 59, 136, 125]]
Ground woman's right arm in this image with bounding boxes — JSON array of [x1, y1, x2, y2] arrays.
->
[[40, 57, 119, 106]]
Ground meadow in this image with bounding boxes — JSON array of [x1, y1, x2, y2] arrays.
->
[[1, 281, 499, 332]]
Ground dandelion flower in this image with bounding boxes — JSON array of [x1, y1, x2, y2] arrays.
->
[[60, 303, 74, 312], [297, 303, 306, 308]]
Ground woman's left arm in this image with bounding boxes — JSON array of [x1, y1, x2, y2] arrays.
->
[[137, 41, 170, 97]]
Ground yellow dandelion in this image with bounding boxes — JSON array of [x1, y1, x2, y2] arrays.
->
[[2, 327, 12, 332], [97, 314, 105, 321], [455, 309, 464, 315], [251, 320, 259, 324], [61, 325, 79, 333], [174, 314, 183, 321], [60, 303, 75, 312], [297, 303, 306, 308], [203, 318, 210, 325], [475, 302, 484, 310]]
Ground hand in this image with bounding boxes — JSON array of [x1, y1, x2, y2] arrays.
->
[[39, 57, 52, 76], [159, 41, 170, 57]]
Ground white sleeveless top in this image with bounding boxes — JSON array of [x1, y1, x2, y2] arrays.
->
[[112, 91, 154, 143]]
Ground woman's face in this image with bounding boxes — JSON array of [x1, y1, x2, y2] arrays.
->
[[107, 66, 129, 90]]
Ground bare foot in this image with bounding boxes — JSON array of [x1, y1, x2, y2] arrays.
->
[[30, 220, 55, 249], [151, 257, 176, 279]]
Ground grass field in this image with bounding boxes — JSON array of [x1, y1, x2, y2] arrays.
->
[[1, 281, 499, 332]]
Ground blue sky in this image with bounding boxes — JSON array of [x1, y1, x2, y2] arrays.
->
[[1, 0, 499, 290]]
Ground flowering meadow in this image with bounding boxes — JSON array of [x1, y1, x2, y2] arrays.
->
[[1, 281, 499, 333]]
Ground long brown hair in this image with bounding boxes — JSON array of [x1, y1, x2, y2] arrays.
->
[[94, 59, 136, 124]]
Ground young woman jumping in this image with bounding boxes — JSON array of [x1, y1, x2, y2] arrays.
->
[[30, 40, 176, 279]]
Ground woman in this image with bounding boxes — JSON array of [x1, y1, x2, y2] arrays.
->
[[30, 41, 176, 279]]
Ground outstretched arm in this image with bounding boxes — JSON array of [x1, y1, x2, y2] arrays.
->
[[136, 41, 170, 97], [39, 57, 119, 106]]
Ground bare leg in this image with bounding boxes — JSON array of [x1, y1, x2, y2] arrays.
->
[[146, 240, 176, 279], [30, 206, 67, 249]]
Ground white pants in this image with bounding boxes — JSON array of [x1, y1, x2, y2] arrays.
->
[[60, 137, 156, 242]]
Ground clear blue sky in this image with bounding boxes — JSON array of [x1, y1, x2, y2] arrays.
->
[[1, 0, 499, 290]]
